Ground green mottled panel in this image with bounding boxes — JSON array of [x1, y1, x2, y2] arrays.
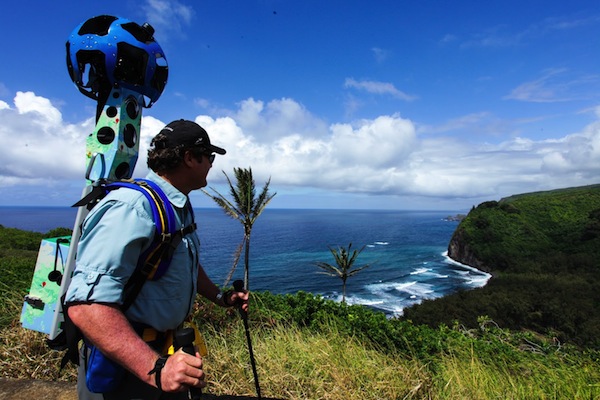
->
[[20, 237, 71, 335]]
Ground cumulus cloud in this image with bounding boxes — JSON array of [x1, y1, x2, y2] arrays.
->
[[0, 92, 88, 181], [0, 91, 598, 208], [231, 98, 329, 142]]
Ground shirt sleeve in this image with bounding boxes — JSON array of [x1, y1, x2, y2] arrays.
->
[[65, 197, 155, 305]]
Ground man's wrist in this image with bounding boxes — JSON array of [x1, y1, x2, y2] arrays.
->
[[216, 290, 234, 307], [148, 355, 169, 390], [223, 290, 235, 307]]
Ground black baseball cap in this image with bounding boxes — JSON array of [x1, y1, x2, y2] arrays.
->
[[158, 119, 226, 155]]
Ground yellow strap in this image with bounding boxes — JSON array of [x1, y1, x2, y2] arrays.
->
[[193, 323, 208, 357]]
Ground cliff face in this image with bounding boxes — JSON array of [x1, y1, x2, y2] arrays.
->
[[447, 227, 491, 273], [447, 184, 600, 276]]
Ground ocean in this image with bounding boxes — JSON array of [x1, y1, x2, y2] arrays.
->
[[0, 207, 490, 316]]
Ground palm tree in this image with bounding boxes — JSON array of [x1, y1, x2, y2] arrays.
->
[[203, 167, 276, 289], [315, 243, 370, 303]]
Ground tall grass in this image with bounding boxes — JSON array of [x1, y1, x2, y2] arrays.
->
[[2, 278, 600, 399], [431, 344, 600, 399], [203, 323, 426, 399]]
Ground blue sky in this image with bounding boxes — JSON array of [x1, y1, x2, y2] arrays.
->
[[0, 0, 599, 210]]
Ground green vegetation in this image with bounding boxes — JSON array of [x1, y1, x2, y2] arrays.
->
[[2, 191, 600, 399], [314, 243, 370, 303], [404, 184, 600, 349]]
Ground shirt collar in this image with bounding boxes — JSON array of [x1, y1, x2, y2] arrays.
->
[[145, 170, 189, 209]]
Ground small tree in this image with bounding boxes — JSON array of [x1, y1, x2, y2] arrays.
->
[[203, 167, 276, 289], [315, 243, 369, 303]]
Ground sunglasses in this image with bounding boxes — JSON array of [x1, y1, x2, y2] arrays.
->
[[191, 147, 215, 164]]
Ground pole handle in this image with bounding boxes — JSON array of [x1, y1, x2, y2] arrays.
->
[[174, 327, 202, 400]]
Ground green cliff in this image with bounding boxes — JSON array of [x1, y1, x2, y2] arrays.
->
[[404, 184, 600, 348]]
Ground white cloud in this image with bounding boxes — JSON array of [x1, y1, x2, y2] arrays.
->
[[1, 91, 599, 208], [457, 14, 600, 50], [141, 0, 195, 40], [231, 98, 329, 142], [371, 47, 389, 63], [504, 68, 600, 103], [344, 78, 417, 101], [0, 92, 87, 182], [0, 82, 10, 98]]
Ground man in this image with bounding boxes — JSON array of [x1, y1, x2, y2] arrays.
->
[[66, 119, 249, 399]]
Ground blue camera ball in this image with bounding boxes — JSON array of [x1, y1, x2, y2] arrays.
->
[[66, 15, 168, 107]]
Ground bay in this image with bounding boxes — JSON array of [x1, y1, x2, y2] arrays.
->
[[0, 207, 490, 316]]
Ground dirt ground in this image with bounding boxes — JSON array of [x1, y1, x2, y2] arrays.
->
[[0, 379, 77, 400], [0, 378, 281, 399]]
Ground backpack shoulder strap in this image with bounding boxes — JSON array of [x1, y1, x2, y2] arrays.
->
[[118, 179, 196, 310], [106, 179, 177, 239]]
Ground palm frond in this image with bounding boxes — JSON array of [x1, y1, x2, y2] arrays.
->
[[252, 177, 276, 219], [315, 262, 343, 278], [347, 264, 370, 277]]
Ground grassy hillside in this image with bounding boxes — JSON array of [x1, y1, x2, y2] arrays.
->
[[404, 184, 600, 348], [2, 222, 600, 398]]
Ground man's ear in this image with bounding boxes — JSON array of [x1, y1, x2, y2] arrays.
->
[[182, 150, 195, 167]]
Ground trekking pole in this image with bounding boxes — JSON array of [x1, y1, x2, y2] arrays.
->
[[174, 327, 202, 400], [233, 280, 262, 399]]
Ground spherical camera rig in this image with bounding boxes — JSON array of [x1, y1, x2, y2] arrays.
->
[[66, 15, 168, 109]]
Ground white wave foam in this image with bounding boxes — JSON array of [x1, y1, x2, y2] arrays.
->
[[344, 293, 405, 316], [363, 281, 435, 298], [442, 251, 491, 287], [410, 267, 430, 275], [410, 267, 447, 279], [374, 241, 389, 245]]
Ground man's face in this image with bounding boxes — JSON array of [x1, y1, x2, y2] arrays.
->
[[190, 151, 214, 189]]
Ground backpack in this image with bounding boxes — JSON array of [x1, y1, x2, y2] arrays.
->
[[59, 178, 196, 368]]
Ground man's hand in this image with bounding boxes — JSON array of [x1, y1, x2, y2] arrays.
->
[[228, 288, 250, 312], [159, 349, 205, 392]]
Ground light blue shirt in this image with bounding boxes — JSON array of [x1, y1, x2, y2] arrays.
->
[[65, 171, 200, 332]]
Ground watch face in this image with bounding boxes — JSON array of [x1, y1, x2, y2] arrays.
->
[[216, 292, 223, 301]]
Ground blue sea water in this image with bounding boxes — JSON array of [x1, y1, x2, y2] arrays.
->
[[0, 207, 490, 316]]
